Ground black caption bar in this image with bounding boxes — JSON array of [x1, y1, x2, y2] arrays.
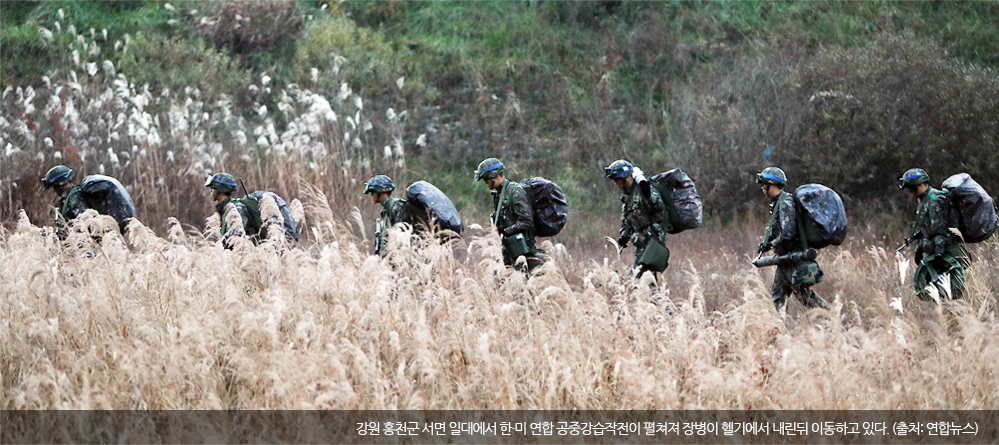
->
[[2, 411, 996, 444]]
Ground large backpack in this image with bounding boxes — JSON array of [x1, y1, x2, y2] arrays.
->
[[405, 181, 463, 233], [79, 174, 137, 231], [250, 191, 300, 241], [649, 169, 702, 234], [942, 173, 997, 243], [520, 177, 568, 237], [793, 184, 848, 249]]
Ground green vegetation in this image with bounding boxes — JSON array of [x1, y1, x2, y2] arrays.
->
[[3, 0, 998, 235]]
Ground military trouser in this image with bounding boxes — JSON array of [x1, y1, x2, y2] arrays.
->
[[630, 223, 668, 281], [502, 237, 547, 273], [772, 264, 829, 311], [914, 244, 970, 300]]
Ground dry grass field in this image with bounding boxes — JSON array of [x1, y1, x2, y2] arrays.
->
[[2, 195, 998, 411]]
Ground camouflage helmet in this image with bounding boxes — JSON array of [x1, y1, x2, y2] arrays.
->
[[898, 168, 930, 189], [363, 175, 395, 194], [604, 160, 634, 179], [756, 167, 787, 187], [41, 165, 75, 188], [204, 173, 238, 194], [473, 158, 504, 182]]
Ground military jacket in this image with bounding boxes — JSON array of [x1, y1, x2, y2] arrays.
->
[[491, 179, 535, 238], [619, 181, 665, 246], [381, 197, 414, 227], [763, 191, 801, 255], [217, 196, 262, 240], [57, 185, 92, 222], [914, 187, 960, 256]]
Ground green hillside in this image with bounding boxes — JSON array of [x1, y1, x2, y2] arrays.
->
[[2, 1, 998, 238]]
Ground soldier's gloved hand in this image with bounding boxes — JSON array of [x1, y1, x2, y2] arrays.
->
[[758, 242, 771, 253], [618, 235, 629, 249]]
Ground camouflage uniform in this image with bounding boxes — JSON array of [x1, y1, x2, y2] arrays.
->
[[376, 196, 427, 255], [217, 196, 262, 248], [619, 180, 668, 276], [912, 187, 969, 298], [492, 178, 545, 268], [762, 191, 829, 311], [56, 185, 92, 225]]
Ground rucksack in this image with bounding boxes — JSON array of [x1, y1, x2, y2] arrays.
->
[[649, 169, 702, 234], [79, 174, 137, 231], [520, 177, 568, 237], [793, 184, 848, 249], [250, 191, 300, 241], [405, 181, 463, 233], [942, 173, 997, 243]]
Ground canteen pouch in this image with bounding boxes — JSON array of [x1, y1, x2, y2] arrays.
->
[[639, 237, 670, 272], [790, 260, 823, 286], [503, 232, 530, 258]]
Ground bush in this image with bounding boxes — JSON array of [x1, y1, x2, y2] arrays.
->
[[118, 33, 253, 106]]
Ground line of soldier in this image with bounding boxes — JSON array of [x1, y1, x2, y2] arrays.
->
[[42, 161, 974, 309]]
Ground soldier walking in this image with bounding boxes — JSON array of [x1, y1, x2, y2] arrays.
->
[[474, 158, 545, 272], [605, 159, 669, 280], [898, 168, 970, 300], [757, 167, 829, 312], [42, 164, 136, 234], [363, 174, 426, 256], [205, 173, 297, 248]]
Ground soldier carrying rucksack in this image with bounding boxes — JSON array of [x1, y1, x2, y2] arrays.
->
[[604, 159, 671, 281], [363, 174, 425, 256], [205, 173, 298, 249], [897, 168, 980, 301], [42, 164, 137, 235], [475, 157, 547, 272], [755, 167, 831, 313]]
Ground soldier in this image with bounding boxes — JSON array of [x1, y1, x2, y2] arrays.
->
[[363, 175, 426, 256], [605, 159, 669, 280], [205, 173, 296, 248], [474, 158, 545, 272], [898, 168, 970, 300], [42, 164, 136, 233], [757, 167, 830, 312]]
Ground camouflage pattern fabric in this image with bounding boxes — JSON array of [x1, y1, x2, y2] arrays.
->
[[773, 264, 828, 311], [619, 180, 667, 275], [492, 178, 545, 269], [914, 244, 970, 299], [217, 196, 262, 248], [913, 187, 961, 257], [912, 187, 969, 298], [377, 196, 418, 256], [762, 191, 799, 255], [57, 185, 92, 224], [763, 190, 829, 311]]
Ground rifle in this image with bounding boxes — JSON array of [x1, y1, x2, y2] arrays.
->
[[374, 218, 383, 255], [896, 232, 922, 253]]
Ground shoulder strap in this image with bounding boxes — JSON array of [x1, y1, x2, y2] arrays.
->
[[493, 181, 515, 227]]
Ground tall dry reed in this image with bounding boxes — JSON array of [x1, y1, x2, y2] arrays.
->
[[2, 207, 997, 410]]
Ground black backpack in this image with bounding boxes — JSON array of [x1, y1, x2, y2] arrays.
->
[[793, 184, 848, 249], [648, 169, 702, 234], [405, 181, 463, 233], [942, 173, 997, 243], [520, 177, 568, 237], [79, 175, 137, 232]]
